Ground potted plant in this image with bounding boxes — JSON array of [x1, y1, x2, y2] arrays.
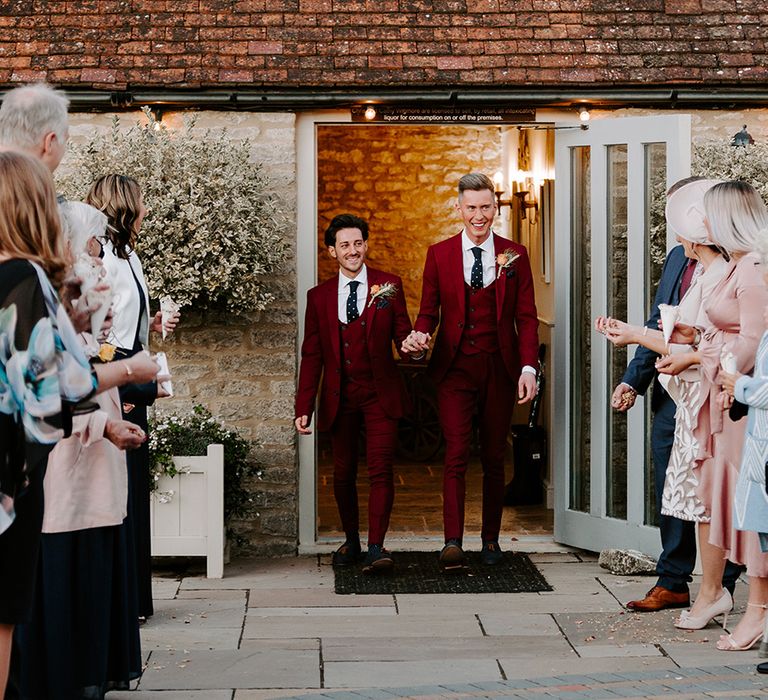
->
[[148, 405, 262, 576]]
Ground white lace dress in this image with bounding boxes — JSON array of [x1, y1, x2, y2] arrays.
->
[[660, 256, 728, 522]]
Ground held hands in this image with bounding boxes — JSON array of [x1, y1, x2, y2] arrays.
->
[[716, 390, 734, 410], [518, 372, 537, 404], [104, 419, 146, 450], [295, 415, 312, 435], [718, 369, 741, 398], [401, 330, 431, 357], [151, 310, 181, 336]]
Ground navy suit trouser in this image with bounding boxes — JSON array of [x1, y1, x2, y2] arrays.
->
[[652, 396, 742, 592]]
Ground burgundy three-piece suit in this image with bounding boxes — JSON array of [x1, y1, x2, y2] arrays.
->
[[414, 232, 539, 542], [296, 267, 412, 545]]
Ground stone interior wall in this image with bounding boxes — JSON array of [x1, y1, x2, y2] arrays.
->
[[316, 124, 502, 318], [63, 110, 298, 556]]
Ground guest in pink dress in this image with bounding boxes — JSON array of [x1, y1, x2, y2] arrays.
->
[[659, 180, 768, 650]]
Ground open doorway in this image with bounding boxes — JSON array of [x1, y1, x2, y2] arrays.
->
[[313, 122, 555, 543]]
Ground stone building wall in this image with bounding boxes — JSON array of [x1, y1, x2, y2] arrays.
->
[[62, 110, 298, 556], [316, 124, 502, 316]]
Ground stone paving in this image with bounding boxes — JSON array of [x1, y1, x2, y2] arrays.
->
[[109, 547, 768, 699]]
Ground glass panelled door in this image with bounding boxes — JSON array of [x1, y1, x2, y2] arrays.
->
[[553, 116, 691, 554]]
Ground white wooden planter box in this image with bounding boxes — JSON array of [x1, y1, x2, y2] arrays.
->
[[150, 443, 225, 578]]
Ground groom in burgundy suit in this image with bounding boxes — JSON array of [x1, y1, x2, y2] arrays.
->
[[295, 214, 413, 573], [403, 173, 539, 570]]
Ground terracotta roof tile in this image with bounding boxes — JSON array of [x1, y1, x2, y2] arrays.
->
[[0, 2, 765, 90]]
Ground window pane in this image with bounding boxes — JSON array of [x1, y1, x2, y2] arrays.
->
[[644, 142, 667, 525], [569, 146, 591, 513], [606, 144, 628, 520]]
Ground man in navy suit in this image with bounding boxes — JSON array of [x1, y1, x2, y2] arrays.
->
[[619, 178, 741, 612]]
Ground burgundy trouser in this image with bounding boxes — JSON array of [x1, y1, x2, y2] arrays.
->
[[437, 350, 516, 543], [330, 381, 398, 546]]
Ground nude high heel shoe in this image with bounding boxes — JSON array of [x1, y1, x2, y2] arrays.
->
[[717, 602, 768, 651], [674, 588, 733, 630]]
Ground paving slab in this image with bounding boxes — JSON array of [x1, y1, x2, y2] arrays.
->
[[554, 610, 724, 647], [658, 640, 747, 667], [248, 589, 394, 608], [248, 606, 397, 617], [573, 642, 663, 658], [497, 655, 679, 680], [151, 578, 181, 600], [180, 557, 334, 591], [151, 596, 246, 628], [139, 625, 242, 651], [393, 590, 620, 615], [111, 692, 233, 699], [243, 612, 484, 640], [476, 612, 562, 637], [140, 647, 321, 690], [177, 588, 250, 601], [323, 658, 502, 688], [321, 635, 573, 662]]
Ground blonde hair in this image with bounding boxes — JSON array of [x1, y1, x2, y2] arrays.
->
[[0, 150, 67, 284], [85, 174, 143, 260], [703, 180, 768, 255]]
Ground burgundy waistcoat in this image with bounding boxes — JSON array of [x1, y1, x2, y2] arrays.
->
[[458, 281, 499, 355], [339, 317, 373, 386]]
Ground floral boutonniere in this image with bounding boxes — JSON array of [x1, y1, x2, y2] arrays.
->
[[368, 282, 397, 309], [97, 342, 117, 363], [496, 249, 520, 279]]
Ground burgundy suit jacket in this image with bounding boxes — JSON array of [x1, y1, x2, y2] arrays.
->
[[295, 267, 413, 432], [414, 232, 539, 384]]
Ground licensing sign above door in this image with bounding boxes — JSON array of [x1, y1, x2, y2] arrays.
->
[[351, 105, 536, 124]]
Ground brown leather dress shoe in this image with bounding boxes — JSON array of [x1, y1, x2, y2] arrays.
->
[[626, 585, 689, 612]]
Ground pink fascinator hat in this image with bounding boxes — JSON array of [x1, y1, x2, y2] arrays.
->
[[665, 179, 723, 244]]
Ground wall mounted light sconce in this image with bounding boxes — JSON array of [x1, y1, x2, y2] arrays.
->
[[577, 106, 590, 128], [364, 105, 377, 120], [493, 171, 538, 223]]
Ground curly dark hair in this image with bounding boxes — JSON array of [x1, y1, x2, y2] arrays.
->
[[85, 174, 143, 260]]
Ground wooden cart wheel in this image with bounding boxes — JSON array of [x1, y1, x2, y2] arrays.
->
[[397, 391, 443, 462]]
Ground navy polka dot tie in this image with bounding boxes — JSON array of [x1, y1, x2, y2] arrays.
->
[[346, 280, 360, 323], [470, 247, 484, 290]]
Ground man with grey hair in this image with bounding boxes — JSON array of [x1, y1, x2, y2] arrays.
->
[[0, 82, 70, 173]]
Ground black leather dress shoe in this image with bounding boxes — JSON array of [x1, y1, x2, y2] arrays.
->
[[758, 662, 768, 674], [480, 540, 504, 566], [439, 539, 465, 572], [362, 544, 394, 575], [332, 540, 361, 567]]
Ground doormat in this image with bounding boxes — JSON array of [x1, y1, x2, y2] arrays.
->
[[333, 550, 552, 594]]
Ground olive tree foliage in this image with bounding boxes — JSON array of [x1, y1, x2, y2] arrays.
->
[[57, 108, 289, 313], [648, 140, 768, 267]]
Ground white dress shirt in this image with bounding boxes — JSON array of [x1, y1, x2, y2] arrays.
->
[[337, 264, 368, 323], [461, 230, 496, 288]]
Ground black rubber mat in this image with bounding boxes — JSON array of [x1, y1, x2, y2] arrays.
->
[[333, 550, 552, 594]]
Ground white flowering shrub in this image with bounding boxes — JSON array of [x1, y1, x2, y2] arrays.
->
[[648, 141, 768, 267], [57, 108, 289, 313], [692, 141, 768, 202]]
